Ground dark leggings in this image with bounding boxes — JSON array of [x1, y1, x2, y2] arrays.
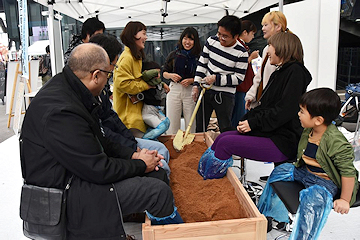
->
[[211, 130, 288, 162]]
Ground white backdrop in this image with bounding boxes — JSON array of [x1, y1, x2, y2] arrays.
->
[[273, 0, 341, 91]]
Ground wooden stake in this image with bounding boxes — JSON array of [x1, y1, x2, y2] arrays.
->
[[7, 62, 20, 128]]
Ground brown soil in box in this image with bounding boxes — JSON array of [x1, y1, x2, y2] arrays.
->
[[163, 140, 248, 223]]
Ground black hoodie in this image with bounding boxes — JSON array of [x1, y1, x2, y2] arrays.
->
[[242, 61, 312, 159]]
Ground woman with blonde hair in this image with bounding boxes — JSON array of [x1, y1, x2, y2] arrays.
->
[[245, 11, 291, 110]]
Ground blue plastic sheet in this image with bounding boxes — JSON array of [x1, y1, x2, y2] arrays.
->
[[257, 163, 294, 223], [258, 163, 334, 240], [289, 185, 333, 240], [197, 147, 233, 180]]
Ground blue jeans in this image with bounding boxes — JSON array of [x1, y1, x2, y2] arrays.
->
[[293, 166, 339, 197], [136, 138, 171, 177]]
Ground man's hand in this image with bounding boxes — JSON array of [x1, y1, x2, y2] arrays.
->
[[191, 86, 199, 102], [334, 199, 350, 214], [180, 78, 193, 87], [170, 73, 182, 83], [132, 149, 164, 173], [203, 75, 216, 85], [237, 120, 251, 133]]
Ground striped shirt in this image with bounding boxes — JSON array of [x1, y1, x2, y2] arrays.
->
[[194, 36, 248, 94]]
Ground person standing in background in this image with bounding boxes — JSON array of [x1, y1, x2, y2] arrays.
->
[[231, 20, 259, 127], [245, 11, 290, 110], [64, 17, 105, 64], [192, 15, 248, 133], [39, 45, 52, 85], [163, 27, 201, 134]]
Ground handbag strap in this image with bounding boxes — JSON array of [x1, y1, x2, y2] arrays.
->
[[256, 54, 269, 101]]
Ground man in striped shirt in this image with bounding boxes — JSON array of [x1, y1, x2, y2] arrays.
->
[[193, 15, 249, 133]]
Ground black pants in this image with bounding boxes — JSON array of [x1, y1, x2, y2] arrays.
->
[[114, 168, 174, 218], [196, 91, 235, 133]]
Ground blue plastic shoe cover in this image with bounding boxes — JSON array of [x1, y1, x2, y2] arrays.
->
[[146, 207, 184, 225], [197, 147, 233, 180], [143, 117, 170, 140]]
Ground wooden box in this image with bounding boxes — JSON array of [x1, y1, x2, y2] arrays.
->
[[142, 133, 267, 240]]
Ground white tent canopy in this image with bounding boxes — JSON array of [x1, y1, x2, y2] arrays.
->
[[31, 0, 341, 91], [33, 0, 279, 28], [28, 40, 49, 56]]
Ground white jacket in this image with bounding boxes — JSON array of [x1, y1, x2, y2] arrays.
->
[[245, 45, 277, 108]]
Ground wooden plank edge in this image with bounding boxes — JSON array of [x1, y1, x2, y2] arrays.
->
[[142, 217, 265, 240], [226, 168, 262, 218]]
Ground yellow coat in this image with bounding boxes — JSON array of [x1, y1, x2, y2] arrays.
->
[[113, 47, 149, 132]]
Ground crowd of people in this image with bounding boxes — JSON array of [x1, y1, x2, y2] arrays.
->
[[21, 11, 358, 240]]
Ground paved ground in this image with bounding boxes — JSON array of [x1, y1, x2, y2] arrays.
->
[[0, 103, 15, 143]]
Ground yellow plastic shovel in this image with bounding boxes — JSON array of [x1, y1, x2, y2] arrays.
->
[[173, 84, 211, 151]]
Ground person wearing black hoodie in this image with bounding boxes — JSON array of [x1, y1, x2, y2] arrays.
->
[[198, 32, 312, 179]]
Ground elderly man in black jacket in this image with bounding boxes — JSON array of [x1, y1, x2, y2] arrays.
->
[[20, 43, 182, 240]]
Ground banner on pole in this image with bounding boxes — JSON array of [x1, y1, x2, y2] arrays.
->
[[18, 0, 29, 79]]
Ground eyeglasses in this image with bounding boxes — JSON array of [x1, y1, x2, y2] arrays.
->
[[217, 32, 231, 41], [90, 69, 113, 80]]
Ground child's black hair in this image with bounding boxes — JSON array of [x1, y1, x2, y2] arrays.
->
[[142, 61, 161, 71], [299, 88, 341, 126]]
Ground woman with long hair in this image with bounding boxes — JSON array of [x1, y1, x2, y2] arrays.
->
[[163, 27, 201, 134], [113, 21, 156, 138]]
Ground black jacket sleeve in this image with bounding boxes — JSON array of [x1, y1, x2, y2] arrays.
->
[[247, 65, 308, 132], [43, 107, 146, 184]]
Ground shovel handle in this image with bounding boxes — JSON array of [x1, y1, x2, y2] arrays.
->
[[183, 87, 206, 138]]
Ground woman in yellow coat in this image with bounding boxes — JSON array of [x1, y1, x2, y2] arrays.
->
[[113, 21, 154, 137]]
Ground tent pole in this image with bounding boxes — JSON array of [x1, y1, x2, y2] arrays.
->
[[279, 0, 283, 12], [47, 3, 57, 76]]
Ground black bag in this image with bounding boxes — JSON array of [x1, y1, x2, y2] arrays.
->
[[20, 176, 73, 240]]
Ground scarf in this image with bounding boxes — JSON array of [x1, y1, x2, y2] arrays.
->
[[173, 49, 197, 80]]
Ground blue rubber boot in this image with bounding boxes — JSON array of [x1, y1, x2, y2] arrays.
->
[[197, 147, 233, 180], [146, 207, 184, 225], [143, 117, 170, 140]]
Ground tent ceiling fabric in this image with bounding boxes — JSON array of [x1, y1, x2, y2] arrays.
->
[[34, 0, 278, 28]]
